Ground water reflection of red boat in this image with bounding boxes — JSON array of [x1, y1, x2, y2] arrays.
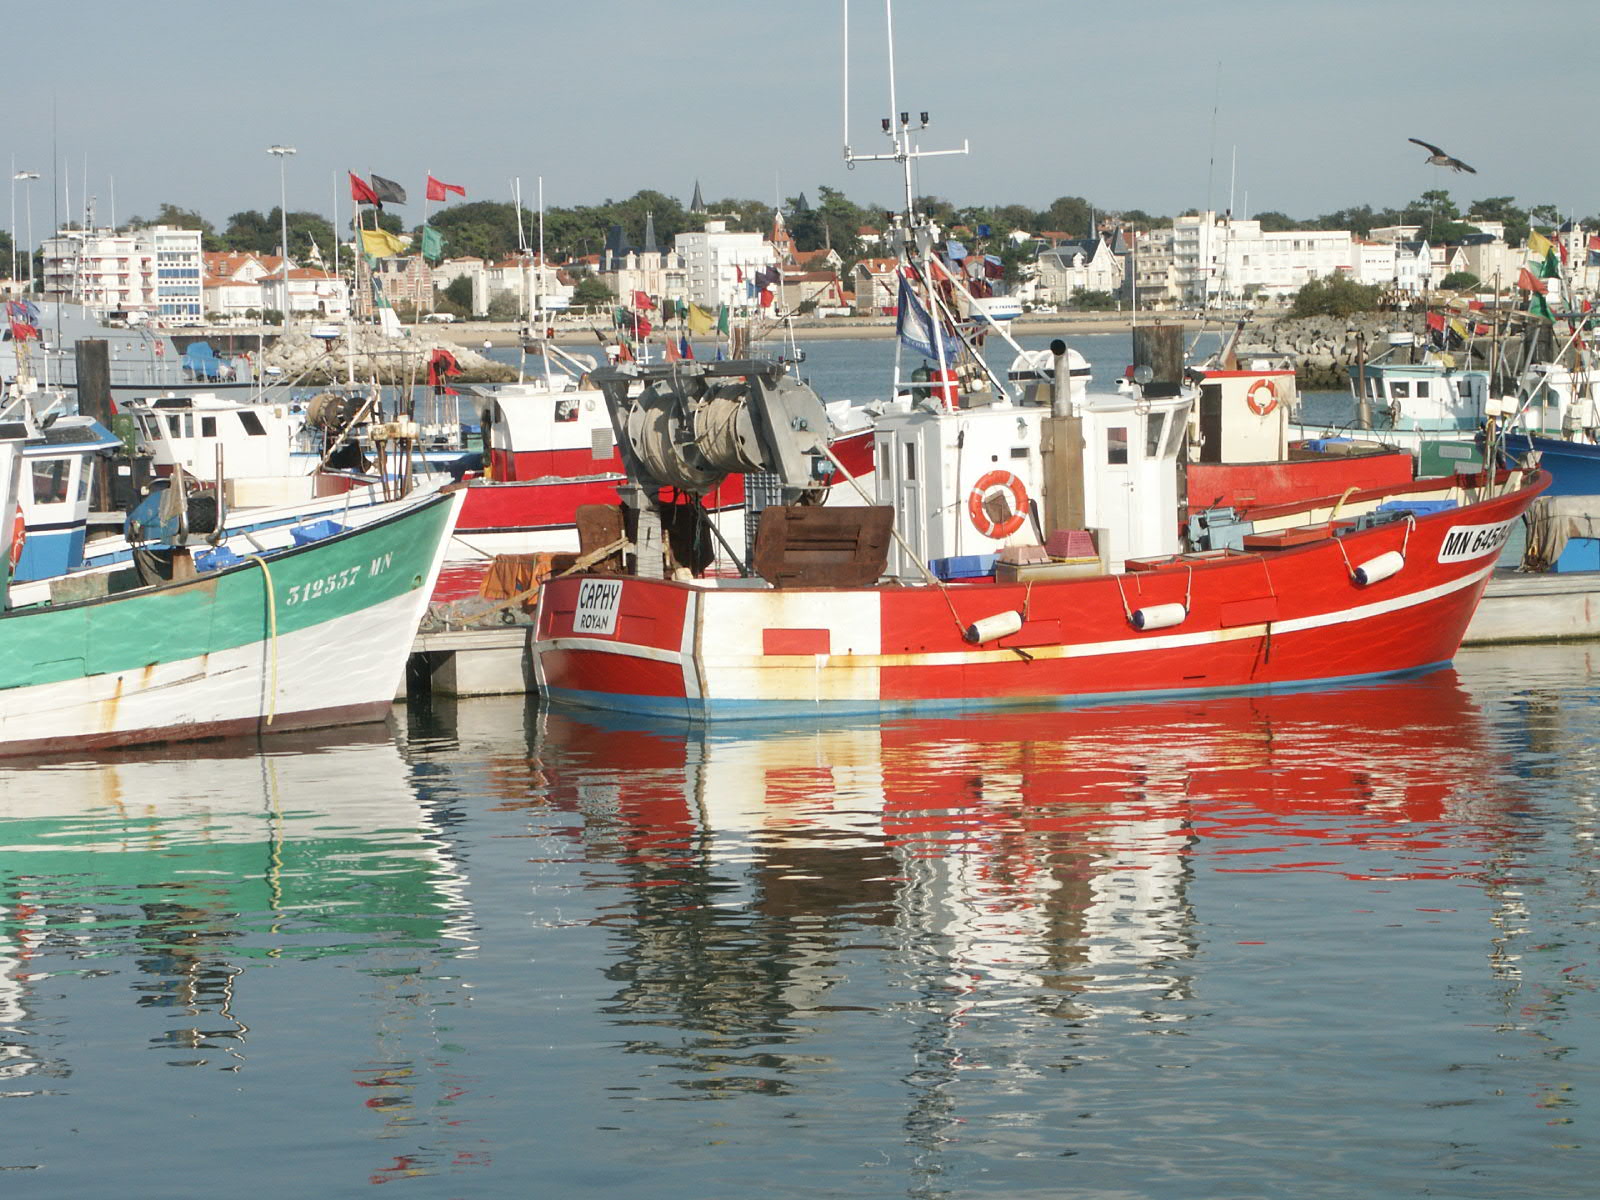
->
[[521, 667, 1518, 882]]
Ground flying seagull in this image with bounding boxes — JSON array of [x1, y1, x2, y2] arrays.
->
[[1409, 138, 1476, 174]]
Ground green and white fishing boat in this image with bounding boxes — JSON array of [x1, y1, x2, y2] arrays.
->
[[0, 429, 463, 756]]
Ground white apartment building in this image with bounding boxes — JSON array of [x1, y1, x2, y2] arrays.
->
[[674, 220, 778, 310], [41, 225, 203, 320], [1169, 212, 1354, 305]]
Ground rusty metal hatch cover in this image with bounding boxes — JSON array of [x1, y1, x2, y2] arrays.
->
[[752, 505, 894, 588]]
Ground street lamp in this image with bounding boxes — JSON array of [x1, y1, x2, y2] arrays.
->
[[12, 170, 38, 290], [267, 145, 296, 317]]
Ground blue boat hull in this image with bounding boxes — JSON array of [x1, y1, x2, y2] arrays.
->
[[1502, 434, 1600, 497]]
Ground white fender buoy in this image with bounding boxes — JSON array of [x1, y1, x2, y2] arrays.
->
[[964, 610, 1024, 644], [1130, 603, 1188, 631], [1353, 550, 1405, 586]]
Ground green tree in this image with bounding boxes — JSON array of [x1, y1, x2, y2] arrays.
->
[[1290, 274, 1381, 318], [1440, 271, 1480, 291], [786, 185, 864, 256], [1070, 289, 1118, 311], [443, 275, 474, 313], [569, 274, 613, 309], [1254, 211, 1300, 232], [1041, 196, 1094, 237], [128, 203, 221, 249]]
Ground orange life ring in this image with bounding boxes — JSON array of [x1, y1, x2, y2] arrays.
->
[[8, 509, 25, 570], [967, 470, 1029, 539], [1246, 377, 1279, 416]]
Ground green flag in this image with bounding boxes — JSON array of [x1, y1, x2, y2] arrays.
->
[[1536, 248, 1561, 280], [421, 224, 445, 263], [716, 304, 730, 335]]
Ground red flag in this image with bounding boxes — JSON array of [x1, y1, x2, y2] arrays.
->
[[1557, 237, 1569, 264], [734, 266, 743, 284], [758, 287, 774, 308], [633, 314, 652, 338], [428, 348, 461, 393], [679, 336, 693, 361], [1589, 236, 1600, 253], [632, 290, 654, 310], [349, 172, 382, 207], [425, 174, 466, 202], [664, 337, 680, 362], [1473, 323, 1492, 336], [1425, 311, 1446, 332], [1467, 299, 1484, 310], [614, 340, 634, 363], [1517, 267, 1547, 294]]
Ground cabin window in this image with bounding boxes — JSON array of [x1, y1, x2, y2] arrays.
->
[[903, 440, 917, 481], [238, 411, 267, 436], [166, 416, 181, 437], [1415, 381, 1429, 399], [202, 416, 217, 437], [181, 414, 194, 438], [1164, 408, 1189, 458], [555, 398, 579, 423], [1107, 426, 1129, 465], [77, 462, 93, 503], [1145, 412, 1166, 457], [1391, 381, 1411, 399], [31, 460, 69, 505]]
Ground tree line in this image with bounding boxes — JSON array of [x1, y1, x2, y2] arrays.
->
[[94, 187, 1591, 285]]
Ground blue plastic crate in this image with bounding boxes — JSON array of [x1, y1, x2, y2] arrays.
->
[[194, 546, 244, 573], [290, 519, 344, 546], [1377, 499, 1458, 517], [931, 553, 997, 581]]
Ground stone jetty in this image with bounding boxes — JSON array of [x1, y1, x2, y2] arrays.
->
[[254, 325, 519, 386], [1229, 311, 1529, 391]]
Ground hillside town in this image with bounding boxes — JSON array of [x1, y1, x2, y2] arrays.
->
[[9, 186, 1598, 329]]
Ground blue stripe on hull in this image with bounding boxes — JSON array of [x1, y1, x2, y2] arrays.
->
[[540, 661, 1453, 723]]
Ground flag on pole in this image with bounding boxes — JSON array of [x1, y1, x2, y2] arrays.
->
[[1516, 267, 1547, 294], [360, 227, 408, 258], [421, 225, 445, 263], [716, 304, 730, 335], [679, 336, 693, 360], [895, 276, 960, 360], [687, 303, 715, 334], [1526, 230, 1553, 259], [370, 175, 407, 206], [664, 337, 680, 362], [6, 299, 39, 341], [350, 172, 382, 207], [425, 175, 466, 202], [633, 290, 654, 310]]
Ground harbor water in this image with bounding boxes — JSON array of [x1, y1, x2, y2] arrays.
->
[[2, 336, 1594, 1198]]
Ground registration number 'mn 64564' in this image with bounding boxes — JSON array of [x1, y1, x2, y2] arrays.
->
[[1437, 518, 1515, 564], [574, 578, 624, 635]]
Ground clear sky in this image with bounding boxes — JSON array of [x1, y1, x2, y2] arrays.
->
[[7, 0, 1598, 241]]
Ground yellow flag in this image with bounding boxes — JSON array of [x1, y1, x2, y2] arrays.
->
[[1527, 230, 1552, 259], [686, 303, 716, 335], [360, 228, 408, 258], [1448, 318, 1468, 339]]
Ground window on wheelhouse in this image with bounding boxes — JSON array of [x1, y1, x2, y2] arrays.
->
[[237, 411, 267, 436], [31, 459, 70, 504], [1144, 412, 1166, 457], [1107, 426, 1128, 465]]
